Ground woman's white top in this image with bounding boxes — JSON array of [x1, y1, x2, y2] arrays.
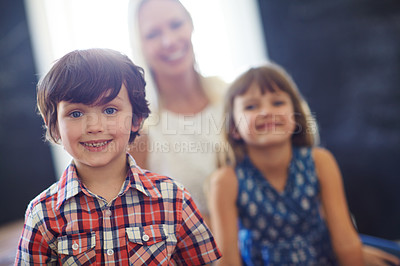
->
[[146, 76, 227, 215]]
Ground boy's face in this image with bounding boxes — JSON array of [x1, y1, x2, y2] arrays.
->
[[56, 85, 139, 170]]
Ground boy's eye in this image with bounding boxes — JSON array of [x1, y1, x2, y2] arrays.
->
[[104, 107, 117, 115], [69, 111, 83, 118]]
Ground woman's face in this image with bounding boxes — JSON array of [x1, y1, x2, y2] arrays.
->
[[138, 0, 195, 78]]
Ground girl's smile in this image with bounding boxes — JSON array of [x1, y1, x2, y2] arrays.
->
[[255, 121, 283, 132]]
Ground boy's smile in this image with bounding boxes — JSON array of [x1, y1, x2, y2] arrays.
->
[[56, 85, 139, 170], [80, 139, 113, 151]]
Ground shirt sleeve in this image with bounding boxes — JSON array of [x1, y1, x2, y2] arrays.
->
[[15, 203, 58, 265], [172, 188, 222, 265]]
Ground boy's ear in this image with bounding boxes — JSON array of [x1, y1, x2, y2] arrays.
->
[[131, 117, 144, 132], [44, 117, 60, 143], [53, 124, 62, 143]]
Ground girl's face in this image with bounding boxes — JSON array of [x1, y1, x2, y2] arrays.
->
[[138, 0, 194, 78], [56, 85, 140, 171], [232, 83, 296, 148]]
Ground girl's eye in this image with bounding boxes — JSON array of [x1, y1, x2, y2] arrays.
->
[[273, 100, 285, 106], [69, 111, 83, 118], [104, 107, 117, 115]]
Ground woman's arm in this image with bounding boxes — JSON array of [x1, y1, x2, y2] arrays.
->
[[209, 166, 242, 266], [313, 147, 364, 265]]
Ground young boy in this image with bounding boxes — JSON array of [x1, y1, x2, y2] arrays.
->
[[15, 48, 221, 265]]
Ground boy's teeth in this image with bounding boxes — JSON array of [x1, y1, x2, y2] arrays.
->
[[84, 141, 108, 147]]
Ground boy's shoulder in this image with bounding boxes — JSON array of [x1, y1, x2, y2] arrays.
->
[[25, 167, 187, 219], [25, 163, 82, 217], [26, 181, 60, 216], [130, 154, 184, 190], [136, 167, 186, 194]]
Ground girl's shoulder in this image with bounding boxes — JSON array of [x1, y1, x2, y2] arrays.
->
[[311, 147, 336, 166], [210, 166, 237, 185], [311, 147, 340, 183]]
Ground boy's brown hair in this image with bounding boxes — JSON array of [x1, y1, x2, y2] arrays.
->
[[37, 48, 150, 144], [223, 63, 318, 165]]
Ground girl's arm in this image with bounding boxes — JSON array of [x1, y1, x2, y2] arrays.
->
[[209, 166, 242, 266], [313, 147, 364, 265]]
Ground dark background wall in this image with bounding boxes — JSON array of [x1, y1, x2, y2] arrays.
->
[[0, 0, 55, 225], [257, 0, 400, 239]]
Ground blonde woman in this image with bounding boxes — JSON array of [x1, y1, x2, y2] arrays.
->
[[128, 0, 227, 225]]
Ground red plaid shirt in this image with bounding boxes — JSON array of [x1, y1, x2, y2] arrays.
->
[[15, 154, 221, 265]]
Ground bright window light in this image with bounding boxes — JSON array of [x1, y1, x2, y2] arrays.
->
[[44, 0, 131, 58]]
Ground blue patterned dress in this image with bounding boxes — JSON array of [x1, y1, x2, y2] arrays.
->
[[236, 147, 338, 265]]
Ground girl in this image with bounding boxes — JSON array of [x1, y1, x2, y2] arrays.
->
[[209, 63, 364, 265]]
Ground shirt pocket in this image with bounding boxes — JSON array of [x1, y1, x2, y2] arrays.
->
[[57, 231, 96, 264], [126, 224, 169, 265]]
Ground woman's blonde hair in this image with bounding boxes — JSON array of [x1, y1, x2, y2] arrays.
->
[[221, 63, 319, 165]]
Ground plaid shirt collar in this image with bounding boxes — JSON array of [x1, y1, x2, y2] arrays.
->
[[55, 154, 161, 210]]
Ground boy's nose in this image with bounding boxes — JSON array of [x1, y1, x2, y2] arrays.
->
[[86, 113, 104, 133]]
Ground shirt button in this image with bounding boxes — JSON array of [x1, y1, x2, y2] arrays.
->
[[142, 234, 150, 242], [72, 243, 79, 251], [105, 209, 112, 217], [107, 249, 114, 256]]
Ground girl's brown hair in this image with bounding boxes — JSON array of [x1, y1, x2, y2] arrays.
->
[[222, 63, 318, 165]]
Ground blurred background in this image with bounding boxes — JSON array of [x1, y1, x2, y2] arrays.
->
[[1, 0, 399, 262]]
